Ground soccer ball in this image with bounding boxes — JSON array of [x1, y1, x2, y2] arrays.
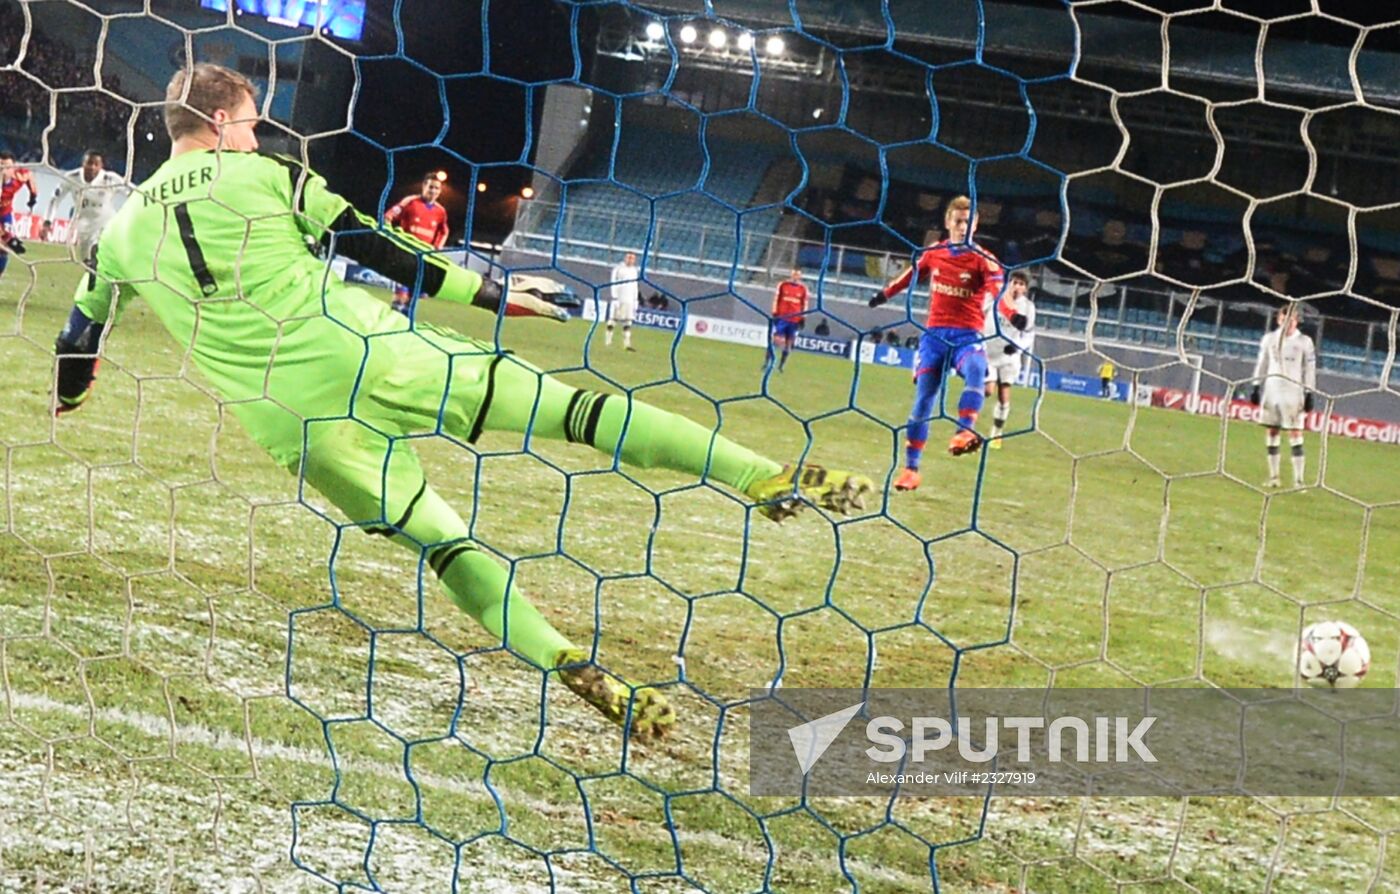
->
[[1297, 621, 1370, 689]]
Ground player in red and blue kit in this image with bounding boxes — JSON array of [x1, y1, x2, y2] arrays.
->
[[766, 268, 808, 372], [383, 174, 450, 317], [0, 151, 39, 280], [870, 195, 1024, 493]]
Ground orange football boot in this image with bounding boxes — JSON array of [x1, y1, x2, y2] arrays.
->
[[893, 468, 922, 491], [947, 428, 983, 456]]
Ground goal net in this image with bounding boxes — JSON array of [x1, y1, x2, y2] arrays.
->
[[2, 0, 1399, 891]]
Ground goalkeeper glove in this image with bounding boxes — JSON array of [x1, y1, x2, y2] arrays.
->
[[1003, 344, 1018, 356], [505, 293, 569, 321], [1303, 391, 1314, 413], [26, 194, 37, 210], [869, 291, 889, 308], [54, 307, 103, 415], [470, 276, 569, 322], [1249, 386, 1260, 406], [1009, 312, 1028, 331]]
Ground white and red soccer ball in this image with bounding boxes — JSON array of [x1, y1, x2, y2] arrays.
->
[[1297, 621, 1371, 689]]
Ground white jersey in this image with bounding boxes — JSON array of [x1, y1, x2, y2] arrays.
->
[[49, 167, 126, 231], [983, 292, 1035, 356], [1253, 327, 1316, 429], [1020, 303, 1035, 357], [1253, 327, 1316, 400], [609, 263, 640, 305]]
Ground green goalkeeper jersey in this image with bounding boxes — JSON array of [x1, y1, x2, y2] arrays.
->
[[75, 149, 484, 460]]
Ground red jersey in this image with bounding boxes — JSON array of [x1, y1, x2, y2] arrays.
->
[[385, 195, 449, 249], [773, 281, 808, 320], [0, 168, 37, 217], [881, 241, 1004, 331]]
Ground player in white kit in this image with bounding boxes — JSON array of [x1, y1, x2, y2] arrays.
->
[[45, 150, 126, 266], [1249, 305, 1317, 488], [983, 269, 1035, 449], [606, 251, 640, 351]]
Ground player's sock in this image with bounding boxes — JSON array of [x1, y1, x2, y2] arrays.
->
[[779, 347, 790, 371], [0, 250, 8, 278], [955, 351, 987, 422], [586, 393, 783, 493], [956, 389, 984, 429], [1266, 432, 1281, 481], [1290, 438, 1305, 485], [905, 438, 927, 471], [904, 369, 942, 471], [374, 483, 576, 671], [605, 322, 614, 346], [432, 538, 674, 741], [431, 541, 574, 669], [948, 355, 986, 457], [481, 367, 785, 492], [623, 325, 632, 349], [991, 400, 1010, 437]]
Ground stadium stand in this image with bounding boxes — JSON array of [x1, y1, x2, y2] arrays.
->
[[500, 16, 1400, 385], [0, 2, 131, 169], [516, 168, 1392, 381], [515, 108, 785, 279]]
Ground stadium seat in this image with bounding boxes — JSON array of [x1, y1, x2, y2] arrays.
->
[[527, 120, 785, 276]]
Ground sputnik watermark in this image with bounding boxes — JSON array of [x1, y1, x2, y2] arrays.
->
[[750, 688, 1400, 797], [864, 714, 1158, 765], [787, 708, 1158, 777], [787, 702, 865, 775]]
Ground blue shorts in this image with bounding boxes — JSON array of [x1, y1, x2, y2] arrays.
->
[[772, 318, 800, 339], [915, 327, 984, 379]]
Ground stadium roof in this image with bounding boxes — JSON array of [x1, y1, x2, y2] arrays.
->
[[637, 0, 1400, 37], [632, 0, 1400, 103]]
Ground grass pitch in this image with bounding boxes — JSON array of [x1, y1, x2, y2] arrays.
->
[[3, 244, 1400, 892]]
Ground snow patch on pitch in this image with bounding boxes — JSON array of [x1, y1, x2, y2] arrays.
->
[[1204, 620, 1298, 671], [0, 691, 624, 892]]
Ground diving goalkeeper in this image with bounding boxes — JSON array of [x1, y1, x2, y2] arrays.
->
[[52, 64, 871, 744]]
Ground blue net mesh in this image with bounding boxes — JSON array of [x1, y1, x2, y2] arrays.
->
[[288, 4, 1049, 889]]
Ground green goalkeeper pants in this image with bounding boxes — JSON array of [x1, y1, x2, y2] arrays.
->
[[298, 329, 783, 670]]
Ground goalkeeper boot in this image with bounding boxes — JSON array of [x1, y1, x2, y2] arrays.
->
[[747, 463, 874, 523], [3, 233, 25, 255], [553, 648, 675, 744], [947, 428, 983, 456], [893, 468, 922, 492]]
